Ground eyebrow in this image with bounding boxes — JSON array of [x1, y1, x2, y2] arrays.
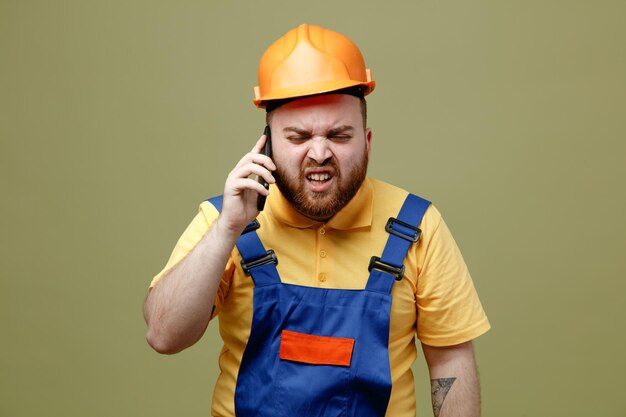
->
[[328, 125, 354, 136], [282, 125, 354, 137], [282, 127, 311, 137]]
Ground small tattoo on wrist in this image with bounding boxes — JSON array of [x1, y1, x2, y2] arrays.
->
[[431, 377, 456, 417]]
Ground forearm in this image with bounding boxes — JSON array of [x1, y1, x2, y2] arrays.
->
[[423, 341, 481, 417], [144, 134, 275, 354], [144, 218, 240, 354]]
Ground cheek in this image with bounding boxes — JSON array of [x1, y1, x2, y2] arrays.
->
[[335, 144, 366, 167], [273, 152, 300, 178], [273, 144, 308, 167]]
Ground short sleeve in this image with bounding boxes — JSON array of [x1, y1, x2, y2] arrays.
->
[[149, 200, 236, 318], [416, 217, 490, 346]]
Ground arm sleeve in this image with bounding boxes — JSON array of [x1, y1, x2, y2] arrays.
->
[[149, 201, 236, 318], [416, 215, 490, 346]]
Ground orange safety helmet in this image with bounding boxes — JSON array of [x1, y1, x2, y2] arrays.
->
[[253, 24, 375, 108]]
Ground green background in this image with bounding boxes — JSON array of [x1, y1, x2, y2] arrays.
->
[[2, 1, 625, 416]]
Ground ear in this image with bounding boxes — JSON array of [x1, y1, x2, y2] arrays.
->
[[365, 128, 372, 160]]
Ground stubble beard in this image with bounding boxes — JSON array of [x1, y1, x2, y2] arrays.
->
[[274, 148, 369, 221]]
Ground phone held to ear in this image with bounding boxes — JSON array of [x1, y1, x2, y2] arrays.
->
[[257, 126, 272, 211]]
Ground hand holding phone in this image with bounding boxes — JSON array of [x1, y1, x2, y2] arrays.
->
[[257, 126, 272, 211]]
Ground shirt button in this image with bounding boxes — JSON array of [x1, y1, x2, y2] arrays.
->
[[319, 273, 327, 282], [319, 227, 326, 235], [320, 250, 327, 258]]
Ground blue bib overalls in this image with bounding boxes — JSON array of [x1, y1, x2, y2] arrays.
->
[[209, 194, 430, 417]]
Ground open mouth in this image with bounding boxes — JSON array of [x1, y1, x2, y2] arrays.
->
[[306, 172, 332, 183], [305, 170, 335, 192]]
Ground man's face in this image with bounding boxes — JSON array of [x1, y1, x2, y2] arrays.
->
[[269, 94, 372, 221]]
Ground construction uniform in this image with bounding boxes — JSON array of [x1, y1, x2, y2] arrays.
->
[[151, 178, 490, 417]]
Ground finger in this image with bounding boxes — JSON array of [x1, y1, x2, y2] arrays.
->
[[230, 162, 275, 184], [228, 178, 271, 197], [231, 152, 276, 173], [251, 134, 267, 154]]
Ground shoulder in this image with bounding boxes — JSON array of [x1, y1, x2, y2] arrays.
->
[[369, 177, 409, 200], [369, 178, 442, 228], [199, 198, 221, 220]]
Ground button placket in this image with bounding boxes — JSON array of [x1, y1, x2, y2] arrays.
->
[[317, 226, 330, 285]]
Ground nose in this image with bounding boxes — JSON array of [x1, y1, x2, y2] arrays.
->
[[306, 137, 333, 164]]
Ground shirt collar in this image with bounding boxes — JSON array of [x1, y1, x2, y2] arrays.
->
[[267, 177, 373, 230]]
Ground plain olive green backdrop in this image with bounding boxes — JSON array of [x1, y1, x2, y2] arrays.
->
[[1, 1, 625, 416]]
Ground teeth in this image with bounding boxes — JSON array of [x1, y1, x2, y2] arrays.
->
[[308, 173, 331, 181]]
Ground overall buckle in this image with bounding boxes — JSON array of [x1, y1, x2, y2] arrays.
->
[[241, 249, 278, 276], [385, 217, 421, 242], [241, 219, 260, 235], [368, 256, 405, 281]]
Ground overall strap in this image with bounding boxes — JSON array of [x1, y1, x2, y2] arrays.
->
[[208, 196, 280, 287], [365, 193, 431, 294]]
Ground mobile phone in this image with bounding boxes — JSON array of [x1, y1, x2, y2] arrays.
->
[[257, 126, 272, 211]]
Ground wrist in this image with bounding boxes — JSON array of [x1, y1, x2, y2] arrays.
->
[[213, 215, 247, 242]]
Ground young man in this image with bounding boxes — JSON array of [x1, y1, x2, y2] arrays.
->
[[144, 24, 490, 417]]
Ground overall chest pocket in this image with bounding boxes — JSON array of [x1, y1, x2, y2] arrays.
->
[[274, 330, 355, 417]]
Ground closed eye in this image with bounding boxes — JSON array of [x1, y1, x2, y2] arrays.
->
[[282, 126, 355, 141], [286, 135, 310, 142], [327, 126, 354, 140], [283, 127, 311, 142]]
